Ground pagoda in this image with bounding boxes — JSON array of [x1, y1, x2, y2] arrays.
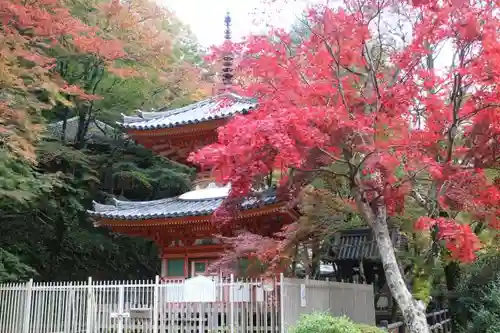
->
[[88, 13, 298, 280]]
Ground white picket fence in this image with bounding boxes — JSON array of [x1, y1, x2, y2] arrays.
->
[[0, 275, 375, 333]]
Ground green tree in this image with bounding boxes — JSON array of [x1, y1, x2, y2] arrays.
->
[[0, 0, 206, 282]]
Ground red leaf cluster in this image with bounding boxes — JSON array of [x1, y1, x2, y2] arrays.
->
[[415, 217, 481, 263], [60, 85, 103, 101], [1, 0, 206, 160], [1, 0, 126, 60], [0, 0, 130, 102]]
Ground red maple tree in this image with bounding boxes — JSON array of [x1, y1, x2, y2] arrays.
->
[[192, 0, 500, 331], [1, 0, 205, 158], [0, 0, 128, 158]]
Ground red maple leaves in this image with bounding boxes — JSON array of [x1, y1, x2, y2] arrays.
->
[[0, 0, 130, 101], [60, 85, 103, 101], [1, 0, 125, 58], [192, 0, 500, 265], [415, 217, 481, 263]]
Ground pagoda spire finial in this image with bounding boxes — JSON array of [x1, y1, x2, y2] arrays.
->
[[224, 11, 231, 40], [220, 11, 234, 94]]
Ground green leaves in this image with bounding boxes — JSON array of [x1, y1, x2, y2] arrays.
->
[[454, 255, 500, 332], [0, 133, 194, 281], [293, 313, 362, 333], [0, 249, 37, 283], [0, 150, 59, 206], [292, 313, 384, 333]]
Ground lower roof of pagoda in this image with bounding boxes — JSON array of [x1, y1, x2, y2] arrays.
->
[[88, 190, 279, 222]]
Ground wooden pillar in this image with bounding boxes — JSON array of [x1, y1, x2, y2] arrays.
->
[[161, 258, 167, 277]]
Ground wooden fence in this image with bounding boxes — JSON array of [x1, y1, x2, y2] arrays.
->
[[0, 274, 375, 333], [281, 277, 375, 330], [380, 309, 452, 333]]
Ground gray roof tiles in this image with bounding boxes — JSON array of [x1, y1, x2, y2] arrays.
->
[[120, 93, 257, 130], [332, 228, 407, 261], [88, 191, 278, 221], [47, 117, 124, 143], [335, 229, 379, 260]]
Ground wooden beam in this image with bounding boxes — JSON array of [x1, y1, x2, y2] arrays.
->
[[125, 119, 227, 137], [97, 203, 289, 227], [131, 131, 218, 163]]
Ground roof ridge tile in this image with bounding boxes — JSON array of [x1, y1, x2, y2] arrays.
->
[[88, 190, 277, 221], [118, 93, 257, 130]]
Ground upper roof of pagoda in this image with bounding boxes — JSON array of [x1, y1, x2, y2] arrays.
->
[[120, 93, 256, 132], [120, 93, 257, 164]]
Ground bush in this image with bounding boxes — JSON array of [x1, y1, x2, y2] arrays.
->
[[457, 276, 500, 333], [356, 323, 386, 333], [292, 313, 383, 333], [455, 254, 500, 333]]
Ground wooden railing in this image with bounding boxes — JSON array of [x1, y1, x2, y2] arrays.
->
[[379, 309, 452, 333], [0, 275, 376, 333]]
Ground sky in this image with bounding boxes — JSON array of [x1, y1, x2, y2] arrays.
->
[[159, 0, 316, 47], [158, 0, 453, 70]]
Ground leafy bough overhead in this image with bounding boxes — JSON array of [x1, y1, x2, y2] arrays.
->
[[1, 0, 209, 160], [0, 134, 195, 282], [191, 0, 500, 332], [0, 0, 207, 282]]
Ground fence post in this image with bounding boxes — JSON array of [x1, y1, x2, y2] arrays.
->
[[117, 284, 125, 333], [22, 279, 33, 333], [153, 275, 160, 332], [230, 274, 235, 333], [279, 273, 285, 333], [85, 277, 93, 333], [379, 320, 389, 331]]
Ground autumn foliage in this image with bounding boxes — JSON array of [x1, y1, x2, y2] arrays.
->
[[194, 0, 500, 263], [191, 0, 500, 329], [1, 0, 94, 158], [0, 0, 206, 160], [1, 0, 127, 159]]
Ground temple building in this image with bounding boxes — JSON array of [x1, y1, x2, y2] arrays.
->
[[327, 227, 409, 321], [88, 13, 299, 280]]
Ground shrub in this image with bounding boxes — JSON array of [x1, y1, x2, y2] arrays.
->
[[454, 254, 500, 332], [293, 313, 361, 333], [457, 276, 500, 333], [356, 323, 386, 333], [292, 313, 383, 333]]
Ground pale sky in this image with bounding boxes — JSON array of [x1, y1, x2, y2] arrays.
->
[[159, 0, 317, 47], [159, 0, 453, 71]]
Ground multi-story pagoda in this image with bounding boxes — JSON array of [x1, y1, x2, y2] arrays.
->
[[88, 13, 298, 280]]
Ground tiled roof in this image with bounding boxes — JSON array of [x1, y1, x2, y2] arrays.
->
[[47, 117, 124, 143], [120, 93, 257, 130], [331, 228, 406, 261], [88, 190, 278, 221]]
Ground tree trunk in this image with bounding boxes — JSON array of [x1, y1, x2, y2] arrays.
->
[[291, 245, 299, 277], [61, 107, 69, 143], [311, 240, 321, 278], [371, 214, 430, 333], [75, 112, 87, 149], [444, 261, 461, 331]]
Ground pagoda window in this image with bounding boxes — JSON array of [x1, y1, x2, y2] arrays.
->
[[194, 238, 219, 245], [167, 259, 186, 277], [194, 261, 207, 275], [190, 259, 209, 277]]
